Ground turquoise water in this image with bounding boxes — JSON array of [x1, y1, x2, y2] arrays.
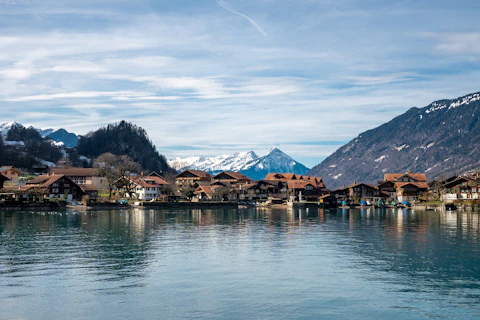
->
[[1, 207, 480, 319]]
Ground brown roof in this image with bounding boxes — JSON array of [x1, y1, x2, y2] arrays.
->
[[346, 182, 378, 190], [176, 170, 212, 179], [213, 171, 251, 181], [27, 175, 51, 185], [49, 168, 99, 176], [287, 180, 315, 189], [79, 184, 98, 192], [143, 176, 169, 185], [194, 185, 219, 195], [27, 174, 68, 188], [384, 172, 427, 182], [0, 166, 21, 174], [395, 182, 428, 189]]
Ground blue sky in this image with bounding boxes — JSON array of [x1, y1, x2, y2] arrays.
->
[[1, 0, 480, 167]]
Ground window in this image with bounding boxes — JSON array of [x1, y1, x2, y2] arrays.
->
[[52, 188, 59, 193]]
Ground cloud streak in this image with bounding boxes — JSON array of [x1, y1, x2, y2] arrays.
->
[[217, 0, 268, 37]]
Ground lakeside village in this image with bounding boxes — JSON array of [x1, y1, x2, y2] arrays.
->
[[1, 165, 480, 211]]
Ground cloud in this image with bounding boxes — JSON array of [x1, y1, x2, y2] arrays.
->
[[217, 0, 268, 37]]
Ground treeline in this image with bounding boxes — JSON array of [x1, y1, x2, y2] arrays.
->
[[77, 121, 174, 174], [0, 126, 62, 168]]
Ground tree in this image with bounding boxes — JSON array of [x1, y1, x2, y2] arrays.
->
[[94, 153, 142, 200]]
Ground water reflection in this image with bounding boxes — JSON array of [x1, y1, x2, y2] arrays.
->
[[1, 207, 480, 319]]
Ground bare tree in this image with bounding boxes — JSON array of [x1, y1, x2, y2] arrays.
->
[[94, 153, 142, 200]]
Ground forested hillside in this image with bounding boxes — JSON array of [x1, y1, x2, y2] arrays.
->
[[77, 121, 173, 174]]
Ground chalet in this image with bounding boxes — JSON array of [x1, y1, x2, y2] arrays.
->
[[48, 168, 109, 190], [0, 166, 21, 183], [175, 170, 212, 188], [193, 185, 223, 201], [25, 174, 84, 200], [239, 180, 283, 202], [334, 182, 378, 203], [211, 171, 252, 185], [380, 172, 428, 202], [287, 180, 322, 201], [442, 176, 480, 201]]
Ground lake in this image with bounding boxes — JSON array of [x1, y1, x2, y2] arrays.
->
[[1, 207, 480, 319]]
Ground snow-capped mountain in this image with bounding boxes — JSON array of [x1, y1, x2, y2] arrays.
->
[[0, 121, 79, 147], [0, 121, 23, 139], [31, 126, 55, 138], [169, 148, 310, 180]]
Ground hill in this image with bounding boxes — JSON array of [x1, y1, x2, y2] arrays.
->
[[0, 123, 62, 168], [76, 120, 174, 174], [307, 91, 480, 189]]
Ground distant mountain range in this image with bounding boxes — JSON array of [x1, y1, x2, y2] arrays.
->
[[1, 121, 79, 147], [169, 147, 310, 180], [307, 91, 480, 189]]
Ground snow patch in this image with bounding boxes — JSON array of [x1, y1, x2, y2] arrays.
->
[[395, 144, 409, 151], [425, 93, 480, 114], [374, 155, 388, 163], [329, 164, 337, 168], [332, 173, 342, 180]]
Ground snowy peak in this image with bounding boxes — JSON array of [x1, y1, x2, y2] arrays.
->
[[169, 148, 309, 180], [0, 121, 24, 139]]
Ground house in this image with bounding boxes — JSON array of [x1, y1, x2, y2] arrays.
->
[[442, 175, 480, 201], [380, 172, 428, 202], [0, 166, 21, 183], [334, 182, 378, 203], [24, 174, 84, 200], [117, 175, 170, 201], [175, 170, 212, 188], [211, 171, 252, 185], [193, 185, 224, 201], [48, 168, 109, 190], [264, 173, 298, 182], [287, 180, 322, 202]]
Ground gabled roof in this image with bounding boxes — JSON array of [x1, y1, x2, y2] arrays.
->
[[395, 182, 429, 189], [142, 176, 169, 185], [443, 176, 480, 188], [0, 166, 21, 174], [49, 168, 99, 176], [212, 171, 251, 181], [194, 185, 219, 195], [27, 174, 71, 188], [176, 170, 212, 179], [346, 182, 378, 190], [287, 180, 315, 189], [264, 173, 297, 182], [384, 172, 427, 182]]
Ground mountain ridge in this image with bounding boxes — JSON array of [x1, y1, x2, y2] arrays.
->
[[307, 91, 480, 189], [169, 147, 310, 180]]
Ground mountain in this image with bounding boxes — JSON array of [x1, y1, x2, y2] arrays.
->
[[77, 120, 174, 174], [0, 124, 63, 169], [46, 129, 79, 147], [0, 121, 24, 139], [31, 126, 55, 138], [307, 91, 480, 189], [170, 148, 310, 180]]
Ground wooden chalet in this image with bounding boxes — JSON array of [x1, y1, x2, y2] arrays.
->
[[175, 170, 212, 188], [239, 180, 283, 202], [380, 172, 428, 202], [24, 174, 84, 201], [48, 168, 109, 190], [442, 175, 480, 201], [0, 166, 21, 183], [211, 171, 252, 185], [193, 185, 223, 201], [334, 182, 379, 203]]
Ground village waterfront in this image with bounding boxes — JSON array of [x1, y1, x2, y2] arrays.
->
[[1, 207, 480, 319]]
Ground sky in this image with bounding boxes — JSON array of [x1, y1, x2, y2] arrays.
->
[[1, 0, 480, 168]]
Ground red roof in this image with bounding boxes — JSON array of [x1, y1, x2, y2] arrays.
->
[[49, 168, 99, 176]]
